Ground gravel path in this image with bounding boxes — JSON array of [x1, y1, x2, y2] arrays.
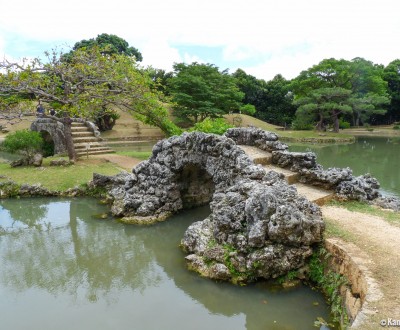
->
[[321, 206, 400, 328]]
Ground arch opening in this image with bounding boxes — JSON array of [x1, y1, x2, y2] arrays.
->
[[177, 164, 215, 209], [40, 130, 55, 157]]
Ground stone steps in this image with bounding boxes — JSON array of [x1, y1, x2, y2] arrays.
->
[[293, 183, 334, 206], [70, 122, 114, 157], [240, 145, 334, 205], [238, 145, 272, 165], [263, 165, 300, 184], [71, 131, 95, 137]]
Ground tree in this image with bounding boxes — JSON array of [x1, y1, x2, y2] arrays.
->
[[383, 59, 400, 123], [64, 33, 143, 62], [294, 87, 352, 132], [348, 58, 389, 125], [233, 70, 296, 126], [168, 63, 244, 124], [291, 58, 388, 129], [349, 93, 389, 126], [0, 47, 179, 161]]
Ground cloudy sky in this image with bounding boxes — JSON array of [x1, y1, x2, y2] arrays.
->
[[1, 0, 399, 81]]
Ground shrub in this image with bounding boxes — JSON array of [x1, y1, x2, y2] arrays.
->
[[339, 118, 351, 129], [393, 125, 400, 130], [190, 118, 234, 135], [239, 104, 256, 116], [2, 130, 43, 158], [291, 117, 314, 130]]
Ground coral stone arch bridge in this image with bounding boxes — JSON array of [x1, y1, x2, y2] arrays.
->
[[92, 127, 382, 284]]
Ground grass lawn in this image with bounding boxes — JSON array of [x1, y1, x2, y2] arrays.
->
[[115, 150, 152, 160], [0, 157, 122, 191], [225, 114, 355, 142]]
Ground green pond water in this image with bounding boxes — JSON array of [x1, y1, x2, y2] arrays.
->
[[288, 136, 400, 198], [0, 197, 334, 330]]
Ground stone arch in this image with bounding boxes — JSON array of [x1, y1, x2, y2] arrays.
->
[[108, 132, 265, 223], [30, 118, 67, 155]]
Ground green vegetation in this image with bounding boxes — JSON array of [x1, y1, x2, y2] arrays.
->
[[2, 129, 43, 158], [190, 117, 234, 135], [233, 70, 296, 126], [291, 58, 389, 131], [328, 200, 400, 226], [308, 247, 349, 328], [63, 33, 143, 62], [115, 150, 152, 160], [0, 158, 121, 191], [168, 62, 244, 124]]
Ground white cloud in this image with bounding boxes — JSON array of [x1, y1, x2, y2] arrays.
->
[[0, 0, 399, 80]]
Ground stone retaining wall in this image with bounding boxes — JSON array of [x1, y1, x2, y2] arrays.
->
[[324, 238, 383, 328]]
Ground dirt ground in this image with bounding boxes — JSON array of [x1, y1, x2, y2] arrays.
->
[[321, 206, 400, 329], [92, 153, 143, 171]]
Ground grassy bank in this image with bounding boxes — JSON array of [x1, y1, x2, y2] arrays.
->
[[0, 158, 123, 191]]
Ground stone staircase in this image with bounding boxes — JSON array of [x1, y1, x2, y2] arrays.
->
[[239, 145, 334, 206], [71, 122, 114, 157]]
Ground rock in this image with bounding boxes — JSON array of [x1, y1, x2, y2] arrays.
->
[[372, 196, 400, 211], [336, 174, 381, 201], [272, 150, 318, 171], [31, 153, 43, 167], [225, 127, 288, 152], [50, 159, 71, 166]]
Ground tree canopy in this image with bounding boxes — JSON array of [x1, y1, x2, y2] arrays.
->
[[0, 46, 180, 159], [168, 63, 244, 124], [383, 59, 400, 123], [64, 33, 143, 62], [291, 58, 389, 129]]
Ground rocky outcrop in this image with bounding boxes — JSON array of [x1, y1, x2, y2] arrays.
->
[[225, 127, 288, 152], [182, 173, 324, 282], [92, 131, 325, 282]]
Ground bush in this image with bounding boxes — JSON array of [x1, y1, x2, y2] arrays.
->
[[393, 125, 400, 130], [291, 117, 314, 130], [339, 118, 351, 129], [239, 104, 256, 116], [2, 130, 43, 157], [190, 118, 234, 135]]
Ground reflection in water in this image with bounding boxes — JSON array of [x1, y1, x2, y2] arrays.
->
[[289, 136, 400, 198], [0, 198, 334, 330]]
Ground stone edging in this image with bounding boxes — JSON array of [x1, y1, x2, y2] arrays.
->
[[324, 238, 383, 328]]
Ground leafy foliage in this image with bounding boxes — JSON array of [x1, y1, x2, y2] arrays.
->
[[190, 118, 233, 135], [0, 47, 180, 139], [168, 63, 244, 124], [2, 130, 43, 157], [63, 33, 142, 62], [233, 70, 296, 125], [308, 247, 349, 326], [291, 58, 388, 129], [383, 59, 400, 123]]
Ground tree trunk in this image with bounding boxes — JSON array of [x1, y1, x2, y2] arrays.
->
[[332, 110, 340, 133], [63, 115, 77, 162], [316, 113, 324, 131]]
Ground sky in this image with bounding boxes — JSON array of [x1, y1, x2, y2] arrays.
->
[[0, 0, 399, 81]]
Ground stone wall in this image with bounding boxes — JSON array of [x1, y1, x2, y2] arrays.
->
[[325, 238, 383, 328]]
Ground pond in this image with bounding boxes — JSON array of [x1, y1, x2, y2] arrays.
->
[[288, 136, 400, 198], [0, 197, 335, 330]]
